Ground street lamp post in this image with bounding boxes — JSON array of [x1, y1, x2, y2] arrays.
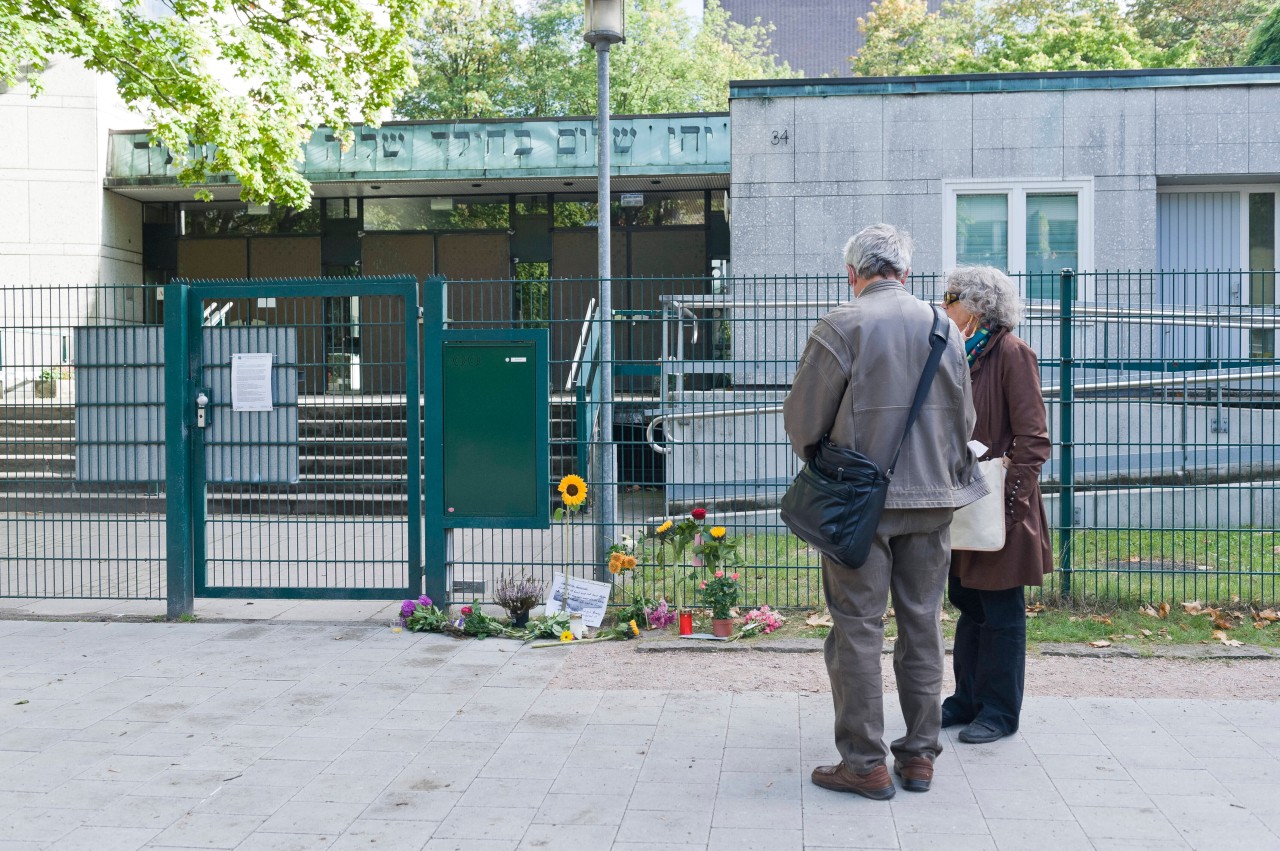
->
[[584, 1, 624, 580]]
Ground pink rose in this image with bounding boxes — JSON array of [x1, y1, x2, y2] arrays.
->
[[699, 581, 707, 589], [715, 570, 724, 578], [460, 606, 473, 615], [731, 573, 739, 580]]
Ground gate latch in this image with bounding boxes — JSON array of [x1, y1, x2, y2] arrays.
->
[[195, 392, 209, 429]]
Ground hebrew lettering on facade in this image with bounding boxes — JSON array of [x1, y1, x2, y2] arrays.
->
[[557, 128, 579, 155], [486, 129, 507, 157], [431, 130, 450, 162], [514, 129, 533, 156], [452, 130, 471, 156], [612, 127, 636, 155], [381, 131, 405, 158]]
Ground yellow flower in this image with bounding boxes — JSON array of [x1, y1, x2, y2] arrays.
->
[[609, 562, 621, 574], [558, 474, 587, 507], [710, 526, 727, 539], [656, 520, 673, 534], [629, 619, 639, 636], [560, 631, 574, 642], [623, 555, 637, 570]]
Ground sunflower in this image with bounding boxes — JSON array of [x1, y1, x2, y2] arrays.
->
[[560, 631, 575, 642], [628, 619, 640, 636], [656, 519, 673, 534], [710, 526, 727, 539], [558, 474, 587, 507]]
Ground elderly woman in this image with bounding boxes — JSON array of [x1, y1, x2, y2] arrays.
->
[[939, 266, 1053, 745]]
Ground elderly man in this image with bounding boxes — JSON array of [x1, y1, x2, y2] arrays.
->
[[784, 224, 986, 799]]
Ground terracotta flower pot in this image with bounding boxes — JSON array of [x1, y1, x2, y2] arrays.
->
[[712, 618, 734, 638]]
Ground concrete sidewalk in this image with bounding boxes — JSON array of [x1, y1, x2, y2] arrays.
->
[[0, 620, 1277, 851]]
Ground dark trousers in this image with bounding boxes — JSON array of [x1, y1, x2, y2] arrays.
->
[[942, 577, 1025, 735]]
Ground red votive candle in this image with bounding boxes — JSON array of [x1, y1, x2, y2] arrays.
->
[[679, 611, 694, 635]]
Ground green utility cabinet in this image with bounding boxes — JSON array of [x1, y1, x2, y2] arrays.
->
[[440, 331, 549, 528]]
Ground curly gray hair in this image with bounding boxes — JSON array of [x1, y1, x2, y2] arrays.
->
[[944, 265, 1024, 330], [843, 223, 913, 280]]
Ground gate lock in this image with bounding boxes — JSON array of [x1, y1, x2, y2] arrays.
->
[[195, 392, 209, 429]]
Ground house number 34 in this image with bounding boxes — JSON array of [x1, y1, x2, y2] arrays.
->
[[771, 129, 789, 146]]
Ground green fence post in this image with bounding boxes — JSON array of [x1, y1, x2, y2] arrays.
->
[[422, 276, 449, 608], [164, 282, 195, 618], [1058, 269, 1075, 597]]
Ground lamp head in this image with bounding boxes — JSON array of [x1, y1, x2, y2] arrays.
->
[[584, 0, 625, 45]]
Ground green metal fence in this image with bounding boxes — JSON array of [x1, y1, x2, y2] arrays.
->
[[2, 272, 1276, 609], [443, 270, 1280, 610]]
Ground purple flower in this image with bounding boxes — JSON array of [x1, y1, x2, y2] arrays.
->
[[418, 595, 432, 608], [400, 599, 417, 619]]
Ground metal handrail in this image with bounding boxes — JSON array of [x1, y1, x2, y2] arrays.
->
[[645, 367, 1280, 454], [564, 298, 597, 393]]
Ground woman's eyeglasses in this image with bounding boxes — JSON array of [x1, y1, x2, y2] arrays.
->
[[942, 291, 960, 306]]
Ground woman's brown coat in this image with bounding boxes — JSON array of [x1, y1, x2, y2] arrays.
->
[[951, 328, 1054, 590]]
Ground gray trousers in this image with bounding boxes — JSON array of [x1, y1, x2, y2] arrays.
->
[[822, 507, 954, 773]]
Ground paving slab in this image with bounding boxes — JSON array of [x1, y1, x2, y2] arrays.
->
[[0, 620, 1276, 850]]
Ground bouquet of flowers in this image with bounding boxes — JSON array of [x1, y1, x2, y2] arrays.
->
[[742, 605, 785, 635]]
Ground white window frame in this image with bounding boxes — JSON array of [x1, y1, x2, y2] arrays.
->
[[944, 178, 1095, 300]]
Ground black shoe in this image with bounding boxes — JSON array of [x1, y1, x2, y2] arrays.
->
[[958, 720, 1012, 744], [940, 707, 969, 729]]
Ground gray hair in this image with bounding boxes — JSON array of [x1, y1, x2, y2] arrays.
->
[[944, 265, 1025, 330], [843, 223, 913, 280]]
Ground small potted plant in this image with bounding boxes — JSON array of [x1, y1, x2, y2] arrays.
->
[[34, 368, 61, 399], [493, 575, 545, 628], [699, 570, 741, 638]]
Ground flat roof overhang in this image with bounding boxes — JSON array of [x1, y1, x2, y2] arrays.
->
[[730, 66, 1280, 100]]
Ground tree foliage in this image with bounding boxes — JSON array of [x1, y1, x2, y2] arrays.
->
[[855, 0, 1194, 77], [1, 0, 426, 207], [1131, 0, 1270, 67], [399, 0, 791, 121], [1244, 1, 1280, 66]]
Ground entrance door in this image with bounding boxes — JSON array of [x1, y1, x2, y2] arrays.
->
[[183, 276, 422, 599]]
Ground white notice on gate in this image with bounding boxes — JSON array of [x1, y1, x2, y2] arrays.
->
[[231, 352, 274, 412], [545, 573, 612, 628]]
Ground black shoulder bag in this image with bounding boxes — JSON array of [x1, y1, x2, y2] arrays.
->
[[780, 307, 950, 569]]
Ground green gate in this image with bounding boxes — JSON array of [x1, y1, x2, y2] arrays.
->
[[165, 276, 423, 609]]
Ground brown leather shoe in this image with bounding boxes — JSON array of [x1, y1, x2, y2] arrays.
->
[[810, 762, 896, 800], [893, 755, 934, 792]]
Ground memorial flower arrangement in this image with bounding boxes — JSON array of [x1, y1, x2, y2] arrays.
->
[[493, 575, 545, 626], [644, 598, 679, 630], [698, 570, 741, 620], [742, 605, 786, 635]]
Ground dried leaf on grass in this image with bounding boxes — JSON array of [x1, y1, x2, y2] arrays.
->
[[1182, 601, 1204, 615], [1026, 603, 1045, 614], [805, 611, 833, 628], [1090, 615, 1113, 626], [1088, 639, 1112, 648], [1158, 602, 1170, 618], [1257, 608, 1280, 622], [1212, 630, 1244, 647], [1140, 628, 1153, 637], [1139, 604, 1159, 617]]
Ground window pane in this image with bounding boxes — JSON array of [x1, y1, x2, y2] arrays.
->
[[363, 196, 509, 231], [956, 195, 1008, 269], [1026, 194, 1078, 300], [1249, 192, 1276, 359]]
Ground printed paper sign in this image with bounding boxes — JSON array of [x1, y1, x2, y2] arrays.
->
[[544, 572, 613, 628], [231, 352, 274, 412]]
